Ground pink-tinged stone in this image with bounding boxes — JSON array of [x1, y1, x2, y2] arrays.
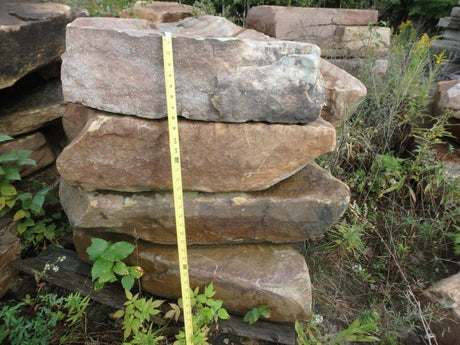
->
[[434, 80, 460, 119], [246, 6, 387, 57], [119, 1, 197, 23], [0, 133, 54, 177], [56, 112, 335, 192], [59, 163, 350, 244], [74, 228, 312, 322], [61, 17, 324, 124], [320, 59, 366, 126]]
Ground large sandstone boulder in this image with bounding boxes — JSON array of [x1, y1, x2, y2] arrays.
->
[[56, 111, 335, 192], [422, 272, 460, 345], [60, 163, 349, 244], [61, 17, 324, 124], [0, 80, 65, 136], [74, 228, 312, 322], [0, 133, 54, 177], [246, 6, 389, 58], [0, 0, 87, 89], [119, 1, 197, 23]]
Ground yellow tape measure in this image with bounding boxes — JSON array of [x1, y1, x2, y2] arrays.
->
[[162, 32, 194, 345]]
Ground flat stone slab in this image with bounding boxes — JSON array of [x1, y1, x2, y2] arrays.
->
[[119, 1, 196, 23], [74, 228, 312, 322], [0, 0, 87, 89], [0, 80, 65, 136], [246, 6, 388, 58], [60, 163, 349, 244], [56, 111, 335, 192], [62, 17, 324, 124], [0, 132, 54, 177]]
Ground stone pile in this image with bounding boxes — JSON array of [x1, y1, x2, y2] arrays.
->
[[246, 5, 390, 77], [0, 0, 87, 298], [432, 1, 460, 56], [58, 15, 353, 322]]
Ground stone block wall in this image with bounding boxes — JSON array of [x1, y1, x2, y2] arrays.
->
[[0, 0, 87, 298]]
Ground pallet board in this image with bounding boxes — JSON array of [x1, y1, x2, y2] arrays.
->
[[13, 246, 296, 345]]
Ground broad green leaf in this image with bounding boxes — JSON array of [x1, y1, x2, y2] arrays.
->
[[13, 209, 25, 221], [0, 197, 5, 210], [218, 308, 230, 320], [0, 151, 18, 163], [204, 282, 215, 298], [112, 309, 124, 319], [4, 166, 20, 180], [113, 261, 129, 276], [101, 241, 135, 261], [121, 275, 135, 291], [0, 135, 13, 143], [29, 188, 50, 214], [91, 258, 114, 283], [87, 238, 109, 261], [15, 150, 33, 160], [44, 226, 56, 241], [1, 183, 17, 197]]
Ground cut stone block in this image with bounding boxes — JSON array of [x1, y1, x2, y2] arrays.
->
[[119, 1, 196, 23], [246, 5, 383, 57], [0, 80, 65, 136], [56, 111, 335, 192], [320, 59, 366, 126], [62, 17, 324, 124], [438, 17, 460, 29], [73, 228, 312, 322], [0, 0, 87, 89], [0, 132, 54, 177], [60, 163, 349, 244]]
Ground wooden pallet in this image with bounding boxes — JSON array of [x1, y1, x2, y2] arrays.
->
[[13, 246, 296, 345]]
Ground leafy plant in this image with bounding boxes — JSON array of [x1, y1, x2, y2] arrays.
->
[[243, 305, 271, 324], [0, 292, 89, 345], [167, 282, 230, 345], [0, 135, 71, 248], [112, 289, 164, 345], [295, 311, 380, 345], [86, 238, 144, 291]]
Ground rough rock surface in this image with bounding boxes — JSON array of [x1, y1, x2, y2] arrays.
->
[[422, 272, 460, 345], [0, 80, 65, 136], [319, 59, 366, 126], [60, 163, 349, 244], [0, 133, 54, 177], [0, 0, 87, 89], [56, 112, 335, 192], [74, 228, 312, 322], [434, 80, 460, 119], [328, 26, 390, 58], [61, 104, 94, 141], [119, 1, 196, 23], [0, 219, 21, 298], [61, 17, 324, 124], [246, 5, 381, 57]]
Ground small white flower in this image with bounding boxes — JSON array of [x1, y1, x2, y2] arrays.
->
[[44, 264, 51, 271], [53, 266, 59, 272], [59, 256, 66, 262]]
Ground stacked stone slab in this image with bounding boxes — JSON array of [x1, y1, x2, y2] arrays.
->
[[58, 15, 351, 322], [432, 1, 460, 55], [0, 0, 87, 297], [246, 5, 391, 80]]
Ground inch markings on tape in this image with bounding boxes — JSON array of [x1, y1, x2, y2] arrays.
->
[[162, 32, 194, 345]]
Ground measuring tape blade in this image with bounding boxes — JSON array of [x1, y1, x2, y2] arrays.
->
[[162, 31, 194, 345]]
